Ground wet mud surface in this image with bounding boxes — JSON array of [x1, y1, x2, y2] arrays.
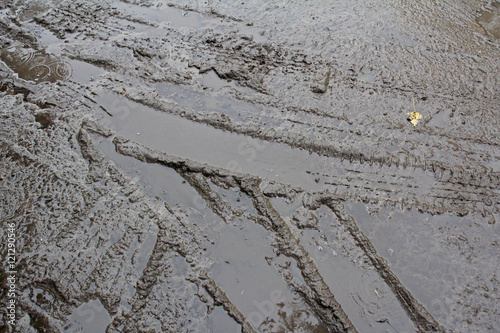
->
[[0, 0, 499, 332]]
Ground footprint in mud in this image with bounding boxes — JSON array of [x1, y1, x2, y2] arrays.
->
[[0, 44, 72, 83]]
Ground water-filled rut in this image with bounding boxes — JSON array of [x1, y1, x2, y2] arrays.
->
[[0, 0, 498, 332]]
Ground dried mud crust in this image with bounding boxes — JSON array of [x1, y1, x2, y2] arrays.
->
[[0, 0, 499, 333]]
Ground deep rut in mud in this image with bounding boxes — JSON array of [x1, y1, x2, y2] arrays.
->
[[0, 0, 499, 332]]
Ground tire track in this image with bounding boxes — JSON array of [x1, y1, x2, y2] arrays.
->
[[111, 133, 448, 332]]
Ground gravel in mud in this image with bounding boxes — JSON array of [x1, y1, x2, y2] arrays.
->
[[0, 0, 499, 332]]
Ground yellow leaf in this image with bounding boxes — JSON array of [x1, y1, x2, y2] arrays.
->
[[408, 111, 423, 126]]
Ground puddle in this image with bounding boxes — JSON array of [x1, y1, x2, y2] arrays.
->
[[346, 202, 500, 329], [97, 136, 202, 209], [93, 85, 438, 209], [31, 288, 55, 311], [94, 119, 329, 331], [112, 1, 206, 28], [2, 0, 498, 332], [63, 299, 112, 333], [207, 216, 324, 331], [206, 306, 241, 331], [66, 59, 106, 85], [96, 134, 328, 332], [296, 205, 415, 333], [477, 1, 500, 39], [179, 185, 329, 332], [112, 1, 268, 43], [27, 22, 66, 55], [0, 25, 440, 215], [0, 23, 103, 86], [0, 43, 72, 83], [94, 91, 334, 191]]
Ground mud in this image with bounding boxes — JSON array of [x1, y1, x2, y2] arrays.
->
[[0, 0, 499, 332]]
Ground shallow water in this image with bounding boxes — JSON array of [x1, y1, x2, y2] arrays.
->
[[64, 300, 112, 333], [1, 0, 498, 332], [0, 44, 72, 83]]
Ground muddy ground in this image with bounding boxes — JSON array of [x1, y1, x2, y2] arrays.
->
[[0, 0, 499, 332]]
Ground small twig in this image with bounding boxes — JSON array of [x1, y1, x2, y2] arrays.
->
[[99, 105, 113, 117]]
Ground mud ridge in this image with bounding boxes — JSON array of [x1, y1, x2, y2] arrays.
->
[[201, 278, 257, 333], [116, 90, 498, 219], [0, 86, 264, 331], [1, 1, 499, 331], [79, 124, 256, 332], [303, 191, 445, 332], [112, 134, 358, 332], [27, 0, 499, 195], [238, 180, 357, 333]]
